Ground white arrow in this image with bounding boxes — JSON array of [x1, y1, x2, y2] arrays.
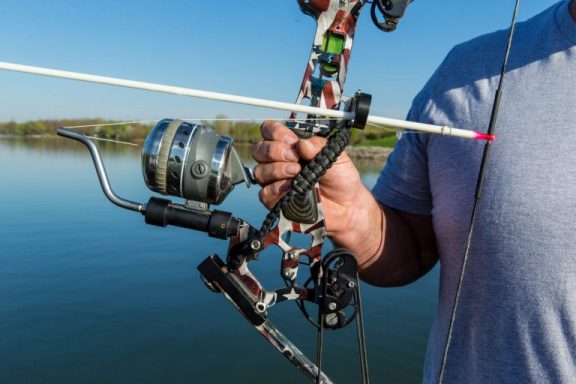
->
[[0, 61, 493, 141]]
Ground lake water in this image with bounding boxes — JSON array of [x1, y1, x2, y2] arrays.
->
[[0, 137, 439, 383]]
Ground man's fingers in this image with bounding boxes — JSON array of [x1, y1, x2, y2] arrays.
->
[[252, 140, 299, 163], [260, 120, 299, 144], [257, 120, 328, 162], [258, 180, 292, 209], [253, 162, 301, 185], [296, 136, 327, 161]]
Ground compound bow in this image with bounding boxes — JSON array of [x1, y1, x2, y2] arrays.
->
[[0, 1, 508, 382]]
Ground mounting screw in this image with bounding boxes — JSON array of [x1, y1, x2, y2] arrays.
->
[[250, 240, 261, 251], [191, 161, 208, 178], [328, 302, 337, 311], [347, 281, 355, 288], [288, 250, 299, 260], [283, 269, 295, 279], [254, 302, 267, 314]]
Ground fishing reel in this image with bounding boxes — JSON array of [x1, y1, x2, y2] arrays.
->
[[57, 120, 253, 240], [142, 119, 254, 208]]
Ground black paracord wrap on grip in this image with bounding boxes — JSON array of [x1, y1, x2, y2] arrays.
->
[[257, 127, 351, 242]]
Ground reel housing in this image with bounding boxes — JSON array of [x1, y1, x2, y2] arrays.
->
[[142, 119, 253, 207]]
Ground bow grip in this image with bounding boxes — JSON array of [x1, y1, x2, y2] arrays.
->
[[283, 92, 371, 225], [284, 127, 319, 224]]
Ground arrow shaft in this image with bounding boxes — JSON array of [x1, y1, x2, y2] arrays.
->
[[0, 61, 492, 141]]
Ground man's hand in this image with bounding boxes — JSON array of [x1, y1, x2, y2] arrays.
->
[[252, 120, 439, 287], [252, 120, 368, 238]]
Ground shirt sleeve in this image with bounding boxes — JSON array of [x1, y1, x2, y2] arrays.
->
[[371, 45, 465, 215], [371, 98, 433, 215]]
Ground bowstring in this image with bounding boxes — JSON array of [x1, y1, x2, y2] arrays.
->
[[437, 1, 521, 382]]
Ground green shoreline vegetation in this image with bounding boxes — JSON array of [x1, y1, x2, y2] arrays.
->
[[0, 116, 398, 148]]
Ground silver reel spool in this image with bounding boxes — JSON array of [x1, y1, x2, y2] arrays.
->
[[141, 119, 253, 206]]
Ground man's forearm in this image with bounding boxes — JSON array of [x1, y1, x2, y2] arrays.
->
[[329, 187, 438, 286]]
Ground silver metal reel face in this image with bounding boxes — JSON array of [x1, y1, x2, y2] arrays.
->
[[141, 119, 252, 206]]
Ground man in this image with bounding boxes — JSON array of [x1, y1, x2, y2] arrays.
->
[[252, 0, 576, 382]]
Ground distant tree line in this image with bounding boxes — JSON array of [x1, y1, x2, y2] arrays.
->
[[0, 117, 397, 147], [0, 119, 153, 141]]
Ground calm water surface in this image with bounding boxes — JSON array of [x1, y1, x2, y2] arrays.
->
[[0, 137, 439, 383]]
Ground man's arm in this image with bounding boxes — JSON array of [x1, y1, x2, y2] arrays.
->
[[253, 121, 438, 287], [356, 202, 438, 286]]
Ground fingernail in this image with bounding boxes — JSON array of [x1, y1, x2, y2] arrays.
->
[[282, 148, 299, 162], [279, 181, 292, 193], [283, 135, 298, 145], [284, 163, 300, 176], [301, 139, 315, 153]]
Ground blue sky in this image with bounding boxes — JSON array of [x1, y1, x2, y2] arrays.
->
[[0, 0, 560, 122]]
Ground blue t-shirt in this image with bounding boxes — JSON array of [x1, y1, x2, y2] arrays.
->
[[372, 1, 576, 382]]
